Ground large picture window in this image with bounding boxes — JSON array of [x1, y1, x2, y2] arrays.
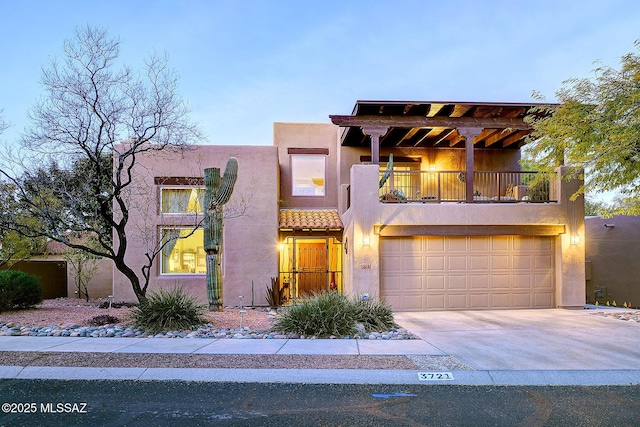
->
[[161, 188, 205, 213], [291, 155, 325, 196], [160, 228, 206, 274]]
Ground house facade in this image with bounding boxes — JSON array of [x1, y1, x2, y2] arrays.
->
[[112, 100, 586, 311]]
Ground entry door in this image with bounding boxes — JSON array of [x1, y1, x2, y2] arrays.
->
[[279, 236, 343, 298], [297, 242, 327, 295]]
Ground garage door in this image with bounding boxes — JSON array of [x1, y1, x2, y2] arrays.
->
[[380, 235, 555, 311]]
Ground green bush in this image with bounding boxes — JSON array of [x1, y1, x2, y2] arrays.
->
[[272, 291, 397, 338], [0, 270, 43, 312], [351, 295, 397, 331], [131, 287, 207, 333]]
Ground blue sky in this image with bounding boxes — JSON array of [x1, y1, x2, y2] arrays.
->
[[1, 0, 640, 148]]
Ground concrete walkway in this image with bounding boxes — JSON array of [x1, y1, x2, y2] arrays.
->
[[2, 307, 640, 385]]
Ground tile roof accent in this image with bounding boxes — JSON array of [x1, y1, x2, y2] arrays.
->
[[279, 209, 344, 232]]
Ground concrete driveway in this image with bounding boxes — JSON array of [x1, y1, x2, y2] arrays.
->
[[394, 308, 640, 371]]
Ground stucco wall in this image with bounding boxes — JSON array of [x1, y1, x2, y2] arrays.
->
[[343, 164, 586, 308], [26, 255, 113, 299], [338, 146, 521, 186], [112, 145, 279, 306], [585, 215, 640, 306], [274, 122, 340, 209]]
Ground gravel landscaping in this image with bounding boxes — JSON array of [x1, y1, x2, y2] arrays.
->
[[0, 298, 471, 371], [0, 298, 418, 340]]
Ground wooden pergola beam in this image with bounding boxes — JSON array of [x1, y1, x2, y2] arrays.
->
[[329, 115, 532, 131]]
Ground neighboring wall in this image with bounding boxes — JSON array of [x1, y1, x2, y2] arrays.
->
[[2, 256, 113, 300], [585, 215, 640, 306], [112, 145, 279, 306]]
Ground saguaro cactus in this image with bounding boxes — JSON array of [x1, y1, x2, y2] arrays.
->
[[204, 157, 238, 311]]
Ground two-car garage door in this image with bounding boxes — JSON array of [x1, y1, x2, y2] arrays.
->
[[380, 235, 555, 311]]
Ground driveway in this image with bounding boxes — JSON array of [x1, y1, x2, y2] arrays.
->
[[394, 308, 640, 371]]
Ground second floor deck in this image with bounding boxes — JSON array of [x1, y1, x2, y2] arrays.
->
[[378, 170, 557, 204]]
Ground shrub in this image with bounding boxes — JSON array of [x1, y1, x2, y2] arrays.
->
[[271, 291, 397, 338], [265, 277, 287, 308], [88, 314, 120, 326], [131, 287, 206, 333], [272, 291, 356, 337], [0, 270, 43, 312], [351, 295, 397, 331]]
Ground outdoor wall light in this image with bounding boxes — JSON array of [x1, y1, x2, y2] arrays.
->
[[362, 235, 370, 246], [429, 165, 436, 172], [570, 235, 580, 245]]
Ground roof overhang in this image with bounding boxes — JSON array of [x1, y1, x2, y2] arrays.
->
[[331, 100, 554, 149], [279, 209, 344, 233]]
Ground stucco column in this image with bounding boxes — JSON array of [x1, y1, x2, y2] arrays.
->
[[458, 127, 482, 202], [346, 164, 381, 296], [361, 126, 388, 165], [556, 166, 586, 308]]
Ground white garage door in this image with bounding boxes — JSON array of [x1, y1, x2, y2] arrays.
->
[[380, 235, 555, 311]]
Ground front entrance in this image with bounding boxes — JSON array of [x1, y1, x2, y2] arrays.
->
[[279, 236, 342, 298]]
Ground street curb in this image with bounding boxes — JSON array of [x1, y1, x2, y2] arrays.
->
[[2, 366, 640, 386]]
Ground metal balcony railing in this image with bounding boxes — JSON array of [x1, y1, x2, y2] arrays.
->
[[379, 170, 557, 203]]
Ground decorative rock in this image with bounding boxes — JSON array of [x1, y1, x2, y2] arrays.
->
[[0, 317, 421, 340]]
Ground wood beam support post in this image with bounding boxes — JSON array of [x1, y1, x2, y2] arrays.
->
[[361, 126, 388, 165], [458, 127, 483, 203]]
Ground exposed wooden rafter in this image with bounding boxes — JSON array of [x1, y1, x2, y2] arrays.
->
[[334, 101, 550, 148], [426, 103, 446, 117], [330, 115, 532, 131]]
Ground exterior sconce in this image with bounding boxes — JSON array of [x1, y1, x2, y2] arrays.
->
[[362, 235, 370, 246], [570, 235, 580, 245], [429, 165, 436, 172], [279, 243, 285, 251]]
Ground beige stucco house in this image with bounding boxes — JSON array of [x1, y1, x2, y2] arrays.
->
[[112, 100, 586, 311]]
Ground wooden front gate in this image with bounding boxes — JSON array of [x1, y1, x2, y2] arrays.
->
[[279, 236, 342, 298]]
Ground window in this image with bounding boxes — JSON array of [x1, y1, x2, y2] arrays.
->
[[291, 155, 325, 196], [160, 228, 206, 274], [161, 188, 205, 213]]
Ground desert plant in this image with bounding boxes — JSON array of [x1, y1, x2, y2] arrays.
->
[[88, 314, 120, 326], [0, 270, 43, 312], [265, 277, 286, 308], [272, 291, 357, 337], [351, 295, 397, 331], [380, 188, 406, 202], [131, 286, 207, 333]]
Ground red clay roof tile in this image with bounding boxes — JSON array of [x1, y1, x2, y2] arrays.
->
[[279, 209, 343, 231]]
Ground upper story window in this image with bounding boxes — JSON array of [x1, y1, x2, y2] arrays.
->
[[155, 177, 206, 214], [291, 154, 326, 196], [161, 188, 205, 213]]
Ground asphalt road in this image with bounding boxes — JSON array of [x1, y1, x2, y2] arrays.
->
[[1, 380, 640, 426]]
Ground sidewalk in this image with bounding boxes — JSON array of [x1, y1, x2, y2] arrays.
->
[[2, 306, 640, 386]]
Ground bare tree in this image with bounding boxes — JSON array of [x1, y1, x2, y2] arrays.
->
[[0, 26, 204, 303]]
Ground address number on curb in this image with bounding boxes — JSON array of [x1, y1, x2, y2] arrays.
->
[[418, 372, 454, 381]]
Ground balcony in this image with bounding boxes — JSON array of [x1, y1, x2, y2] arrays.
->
[[379, 170, 557, 203]]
